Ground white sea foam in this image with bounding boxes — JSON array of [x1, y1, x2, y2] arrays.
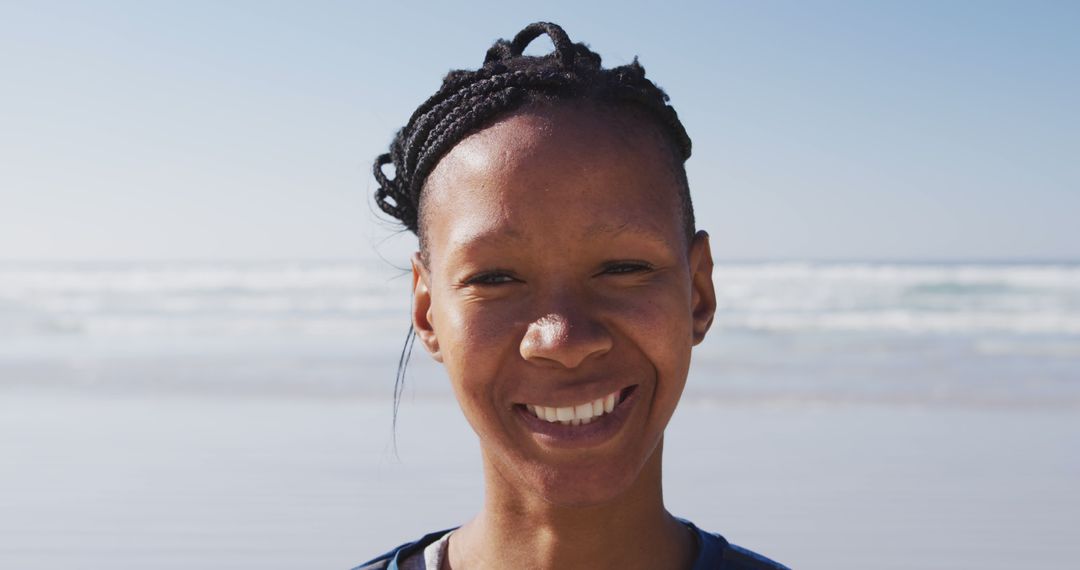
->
[[0, 261, 410, 339], [717, 311, 1080, 334], [710, 262, 1080, 334], [3, 261, 1080, 339]]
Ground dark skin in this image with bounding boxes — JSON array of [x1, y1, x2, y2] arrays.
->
[[410, 102, 717, 569]]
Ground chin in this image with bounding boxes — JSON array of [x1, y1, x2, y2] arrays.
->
[[523, 447, 657, 508]]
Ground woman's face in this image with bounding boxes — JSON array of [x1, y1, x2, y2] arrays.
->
[[411, 103, 716, 507]]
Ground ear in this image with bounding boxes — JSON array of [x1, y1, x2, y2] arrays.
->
[[411, 252, 442, 362], [688, 231, 717, 345]]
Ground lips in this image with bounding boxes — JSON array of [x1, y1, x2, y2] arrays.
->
[[521, 387, 632, 426], [515, 385, 639, 447]]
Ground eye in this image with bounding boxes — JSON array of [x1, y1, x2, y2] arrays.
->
[[462, 271, 519, 286], [600, 261, 655, 276]]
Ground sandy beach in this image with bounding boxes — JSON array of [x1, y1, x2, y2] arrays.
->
[[2, 387, 1077, 569]]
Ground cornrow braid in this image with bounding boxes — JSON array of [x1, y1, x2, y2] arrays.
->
[[373, 21, 693, 236]]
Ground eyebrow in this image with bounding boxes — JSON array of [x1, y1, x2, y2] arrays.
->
[[583, 221, 673, 246], [448, 226, 526, 250], [449, 221, 672, 251]]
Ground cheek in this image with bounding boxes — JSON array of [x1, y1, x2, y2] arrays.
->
[[605, 284, 695, 403], [435, 299, 522, 360], [430, 300, 534, 451], [430, 295, 525, 399], [609, 284, 694, 348]]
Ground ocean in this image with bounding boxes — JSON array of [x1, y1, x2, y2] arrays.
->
[[3, 260, 1078, 407]]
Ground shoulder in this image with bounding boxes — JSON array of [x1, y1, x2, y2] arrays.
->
[[350, 544, 400, 570], [350, 555, 391, 570], [350, 528, 457, 570], [353, 523, 791, 570], [681, 518, 791, 570], [721, 542, 791, 570]]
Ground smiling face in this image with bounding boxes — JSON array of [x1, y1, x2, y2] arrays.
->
[[410, 102, 716, 507]]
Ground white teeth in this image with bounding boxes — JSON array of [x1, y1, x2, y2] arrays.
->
[[525, 389, 626, 426]]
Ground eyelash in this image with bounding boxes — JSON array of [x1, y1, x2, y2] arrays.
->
[[600, 261, 654, 276], [463, 271, 517, 286], [463, 262, 653, 286]]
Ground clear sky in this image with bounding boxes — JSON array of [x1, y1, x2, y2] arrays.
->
[[2, 0, 1077, 262]]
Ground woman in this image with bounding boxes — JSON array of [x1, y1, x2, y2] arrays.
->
[[358, 22, 789, 570]]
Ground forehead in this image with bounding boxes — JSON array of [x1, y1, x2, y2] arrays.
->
[[420, 104, 685, 260]]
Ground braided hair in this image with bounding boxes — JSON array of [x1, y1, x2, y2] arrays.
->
[[374, 22, 695, 441], [373, 21, 694, 245]]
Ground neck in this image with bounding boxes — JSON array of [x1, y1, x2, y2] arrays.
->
[[448, 438, 696, 570]]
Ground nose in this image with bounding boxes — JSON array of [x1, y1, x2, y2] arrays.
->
[[519, 305, 613, 369]]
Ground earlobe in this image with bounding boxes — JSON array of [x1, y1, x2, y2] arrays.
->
[[411, 253, 442, 362], [689, 231, 717, 345]]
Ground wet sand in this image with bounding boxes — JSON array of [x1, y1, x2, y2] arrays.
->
[[2, 388, 1078, 569]]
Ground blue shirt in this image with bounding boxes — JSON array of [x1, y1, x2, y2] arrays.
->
[[353, 518, 790, 569]]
